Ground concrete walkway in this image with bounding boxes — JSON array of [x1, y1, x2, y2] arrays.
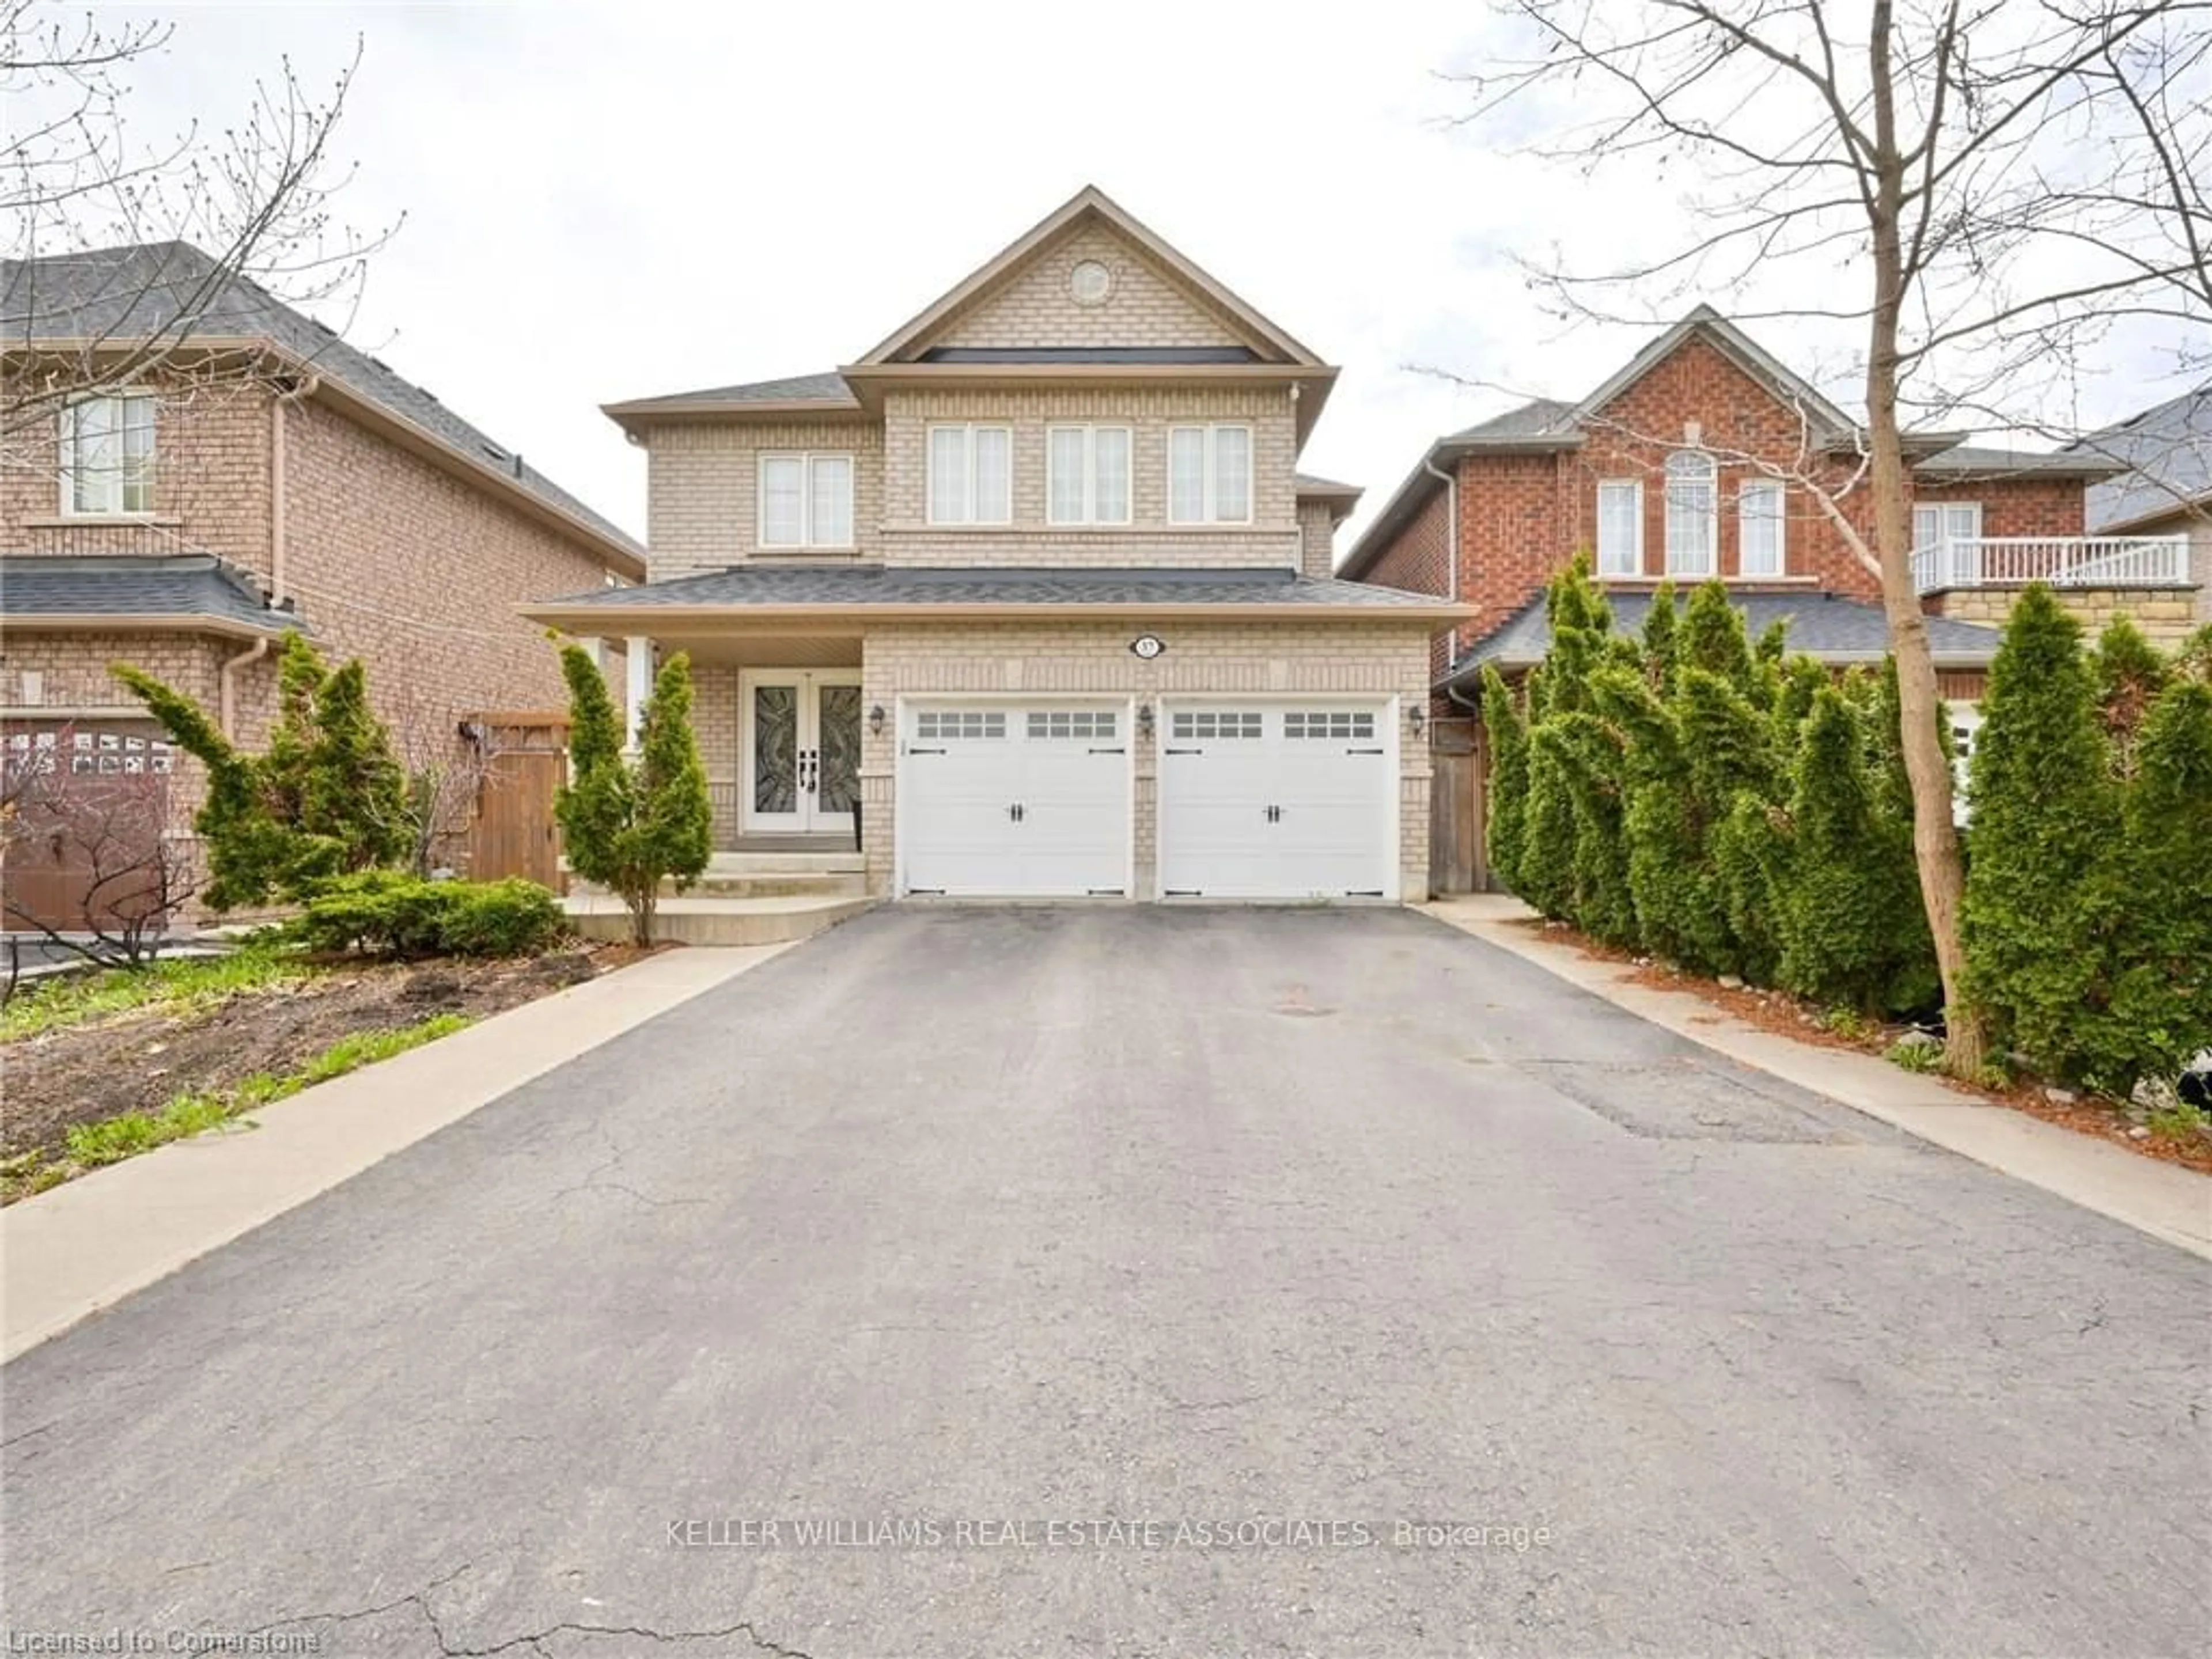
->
[[1420, 895, 2212, 1260], [1, 943, 791, 1361]]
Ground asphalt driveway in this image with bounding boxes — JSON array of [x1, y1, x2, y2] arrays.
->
[[4, 907, 2207, 1657]]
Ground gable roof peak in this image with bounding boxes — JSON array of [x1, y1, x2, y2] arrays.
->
[[1573, 306, 1858, 438], [854, 186, 1325, 369]]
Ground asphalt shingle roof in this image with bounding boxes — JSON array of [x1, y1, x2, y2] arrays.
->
[[1445, 589, 1999, 685], [1, 555, 302, 634], [2, 243, 642, 559], [538, 564, 1449, 611], [1449, 398, 1578, 442], [620, 370, 859, 407], [2079, 383, 2212, 532]]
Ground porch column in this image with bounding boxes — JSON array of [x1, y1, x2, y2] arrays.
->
[[624, 636, 653, 752]]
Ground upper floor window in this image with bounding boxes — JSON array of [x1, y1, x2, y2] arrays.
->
[[759, 453, 854, 548], [62, 393, 155, 515], [928, 424, 1012, 525], [1595, 480, 1643, 576], [1047, 426, 1132, 525], [1664, 450, 1717, 576], [1738, 478, 1785, 577], [1168, 425, 1252, 525]]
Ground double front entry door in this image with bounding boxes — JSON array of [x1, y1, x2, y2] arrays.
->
[[741, 671, 862, 836]]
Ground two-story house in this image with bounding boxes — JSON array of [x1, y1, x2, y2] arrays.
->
[[1340, 307, 2180, 889], [3, 242, 644, 923], [523, 188, 1465, 903]]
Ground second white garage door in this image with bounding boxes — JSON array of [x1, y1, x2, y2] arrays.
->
[[900, 701, 1131, 896], [1158, 703, 1395, 899]]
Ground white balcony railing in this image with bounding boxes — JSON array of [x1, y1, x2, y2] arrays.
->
[[1911, 534, 2191, 594]]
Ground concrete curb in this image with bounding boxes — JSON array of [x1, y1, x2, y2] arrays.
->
[[1416, 897, 2212, 1262], [1, 944, 793, 1362]]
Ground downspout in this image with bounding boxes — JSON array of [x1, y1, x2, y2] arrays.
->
[[1422, 449, 1476, 712], [219, 376, 317, 736]]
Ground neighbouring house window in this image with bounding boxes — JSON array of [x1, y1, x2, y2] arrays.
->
[[61, 393, 156, 514], [1167, 425, 1252, 524], [1914, 501, 1986, 585], [758, 453, 854, 548], [927, 425, 1012, 525], [1738, 479, 1786, 577], [1664, 450, 1717, 575], [1595, 480, 1643, 575], [1047, 426, 1132, 525]]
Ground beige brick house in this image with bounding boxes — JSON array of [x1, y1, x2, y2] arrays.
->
[[525, 187, 1464, 902], [1340, 308, 2190, 891], [2, 243, 643, 925]]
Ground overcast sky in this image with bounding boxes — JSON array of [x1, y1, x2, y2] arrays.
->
[[65, 0, 2207, 549]]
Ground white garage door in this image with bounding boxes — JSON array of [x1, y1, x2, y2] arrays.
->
[[1158, 704, 1394, 899], [901, 702, 1130, 896]]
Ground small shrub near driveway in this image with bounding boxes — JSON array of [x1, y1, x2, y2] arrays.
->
[[286, 873, 565, 959]]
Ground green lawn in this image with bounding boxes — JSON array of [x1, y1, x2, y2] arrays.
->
[[2, 944, 315, 1041]]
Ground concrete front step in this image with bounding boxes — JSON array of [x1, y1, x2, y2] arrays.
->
[[708, 851, 865, 874], [575, 870, 869, 901], [563, 893, 875, 947]]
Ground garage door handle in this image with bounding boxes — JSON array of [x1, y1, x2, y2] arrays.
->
[[1347, 747, 1385, 755], [1164, 747, 1202, 756], [908, 746, 946, 755], [1088, 746, 1126, 755]]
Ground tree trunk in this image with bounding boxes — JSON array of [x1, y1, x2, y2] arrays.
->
[[1866, 0, 1986, 1075]]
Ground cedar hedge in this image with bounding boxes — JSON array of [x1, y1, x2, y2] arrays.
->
[[1486, 563, 2211, 1096]]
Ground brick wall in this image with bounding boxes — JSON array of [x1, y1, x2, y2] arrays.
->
[[858, 619, 1435, 901], [1564, 336, 1881, 597], [922, 219, 1252, 353], [1915, 476, 2089, 539], [1361, 484, 1456, 683], [279, 397, 619, 744], [2, 373, 272, 573], [1296, 501, 1336, 582], [643, 420, 884, 579]]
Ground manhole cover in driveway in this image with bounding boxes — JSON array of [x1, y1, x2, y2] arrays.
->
[[1518, 1059, 1851, 1143]]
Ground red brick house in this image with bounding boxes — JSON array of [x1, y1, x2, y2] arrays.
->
[[1340, 308, 2187, 890], [2, 243, 645, 930]]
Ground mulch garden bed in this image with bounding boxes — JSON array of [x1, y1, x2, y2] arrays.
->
[[1510, 916, 2212, 1177], [2, 941, 665, 1181]]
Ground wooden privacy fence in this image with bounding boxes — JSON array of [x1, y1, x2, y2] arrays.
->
[[1428, 717, 1486, 896], [463, 713, 569, 891]]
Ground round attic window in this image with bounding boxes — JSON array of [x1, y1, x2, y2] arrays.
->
[[1069, 259, 1113, 304]]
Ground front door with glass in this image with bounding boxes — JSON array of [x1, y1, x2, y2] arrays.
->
[[741, 671, 861, 835]]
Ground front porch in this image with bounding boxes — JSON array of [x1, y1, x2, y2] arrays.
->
[[596, 627, 866, 854]]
